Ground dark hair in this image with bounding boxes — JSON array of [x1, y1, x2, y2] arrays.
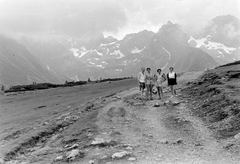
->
[[169, 67, 174, 70], [157, 69, 161, 72], [146, 67, 151, 71]]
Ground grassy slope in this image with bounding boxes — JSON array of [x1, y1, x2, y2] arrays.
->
[[181, 62, 240, 139]]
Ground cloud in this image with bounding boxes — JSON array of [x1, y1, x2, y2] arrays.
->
[[0, 0, 127, 37], [0, 0, 239, 39], [224, 23, 240, 39]]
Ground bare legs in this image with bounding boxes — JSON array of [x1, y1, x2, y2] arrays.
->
[[157, 86, 163, 99], [140, 88, 144, 99], [139, 82, 145, 99], [146, 84, 153, 100], [170, 85, 176, 96]]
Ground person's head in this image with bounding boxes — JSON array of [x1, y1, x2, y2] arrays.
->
[[146, 67, 151, 72], [141, 67, 145, 72], [169, 67, 174, 72], [157, 69, 161, 74]]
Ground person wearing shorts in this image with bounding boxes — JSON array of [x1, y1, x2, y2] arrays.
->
[[167, 67, 177, 96], [138, 67, 146, 99], [155, 69, 166, 99], [145, 67, 154, 100]]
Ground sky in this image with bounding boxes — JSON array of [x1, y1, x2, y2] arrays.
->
[[0, 0, 239, 39]]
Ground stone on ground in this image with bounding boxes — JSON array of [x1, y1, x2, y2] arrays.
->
[[66, 149, 83, 161], [128, 157, 137, 161], [111, 151, 131, 159], [55, 155, 63, 161]]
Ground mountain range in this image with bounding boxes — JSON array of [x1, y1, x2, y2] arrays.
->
[[1, 15, 239, 86], [189, 15, 240, 65]]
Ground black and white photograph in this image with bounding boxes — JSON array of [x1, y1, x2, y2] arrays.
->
[[0, 0, 240, 163]]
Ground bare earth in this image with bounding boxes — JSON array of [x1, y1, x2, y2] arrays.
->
[[0, 75, 239, 164]]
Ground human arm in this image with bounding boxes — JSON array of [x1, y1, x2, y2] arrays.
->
[[137, 72, 140, 82], [162, 73, 166, 82], [175, 73, 177, 84]]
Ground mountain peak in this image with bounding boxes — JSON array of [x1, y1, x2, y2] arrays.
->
[[200, 14, 240, 47], [167, 21, 174, 25], [212, 14, 240, 24]]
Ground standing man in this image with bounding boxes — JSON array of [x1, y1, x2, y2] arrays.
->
[[138, 67, 146, 99]]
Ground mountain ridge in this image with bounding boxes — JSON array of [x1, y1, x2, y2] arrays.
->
[[2, 15, 238, 85], [0, 35, 64, 86]]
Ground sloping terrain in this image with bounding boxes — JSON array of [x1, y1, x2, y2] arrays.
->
[[1, 69, 240, 164], [18, 21, 218, 81], [0, 79, 137, 163], [20, 37, 85, 81], [181, 61, 240, 139], [0, 35, 63, 86]]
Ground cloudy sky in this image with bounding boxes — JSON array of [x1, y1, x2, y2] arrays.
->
[[0, 0, 239, 39]]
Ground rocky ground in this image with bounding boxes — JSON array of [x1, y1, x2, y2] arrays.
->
[[0, 63, 240, 164]]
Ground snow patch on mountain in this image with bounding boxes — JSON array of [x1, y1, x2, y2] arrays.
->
[[69, 48, 79, 57], [110, 50, 125, 59], [115, 69, 122, 72], [93, 49, 103, 56], [217, 51, 224, 57], [121, 60, 128, 66], [89, 61, 95, 65], [131, 47, 146, 54], [100, 41, 117, 47], [47, 65, 50, 70], [162, 63, 168, 70], [96, 65, 104, 68], [78, 46, 90, 58], [100, 43, 107, 47], [188, 36, 236, 54], [86, 60, 105, 68], [161, 46, 171, 59], [109, 41, 117, 45]]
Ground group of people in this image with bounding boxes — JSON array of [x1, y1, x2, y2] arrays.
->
[[137, 67, 177, 100]]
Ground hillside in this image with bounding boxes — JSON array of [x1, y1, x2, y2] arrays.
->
[[0, 35, 63, 86], [1, 65, 240, 163], [181, 61, 240, 140], [19, 21, 218, 81]]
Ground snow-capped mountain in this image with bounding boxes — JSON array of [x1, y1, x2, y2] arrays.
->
[[189, 15, 240, 65], [4, 19, 221, 84], [61, 21, 218, 79]]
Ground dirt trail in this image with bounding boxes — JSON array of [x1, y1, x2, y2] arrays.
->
[[77, 88, 238, 164], [1, 84, 239, 163]]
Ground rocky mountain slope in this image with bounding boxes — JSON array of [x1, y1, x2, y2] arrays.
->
[[189, 15, 240, 65], [0, 35, 63, 86], [19, 21, 218, 81], [4, 16, 237, 84], [181, 60, 240, 139]]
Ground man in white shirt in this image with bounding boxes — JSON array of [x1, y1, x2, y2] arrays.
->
[[138, 67, 146, 99]]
